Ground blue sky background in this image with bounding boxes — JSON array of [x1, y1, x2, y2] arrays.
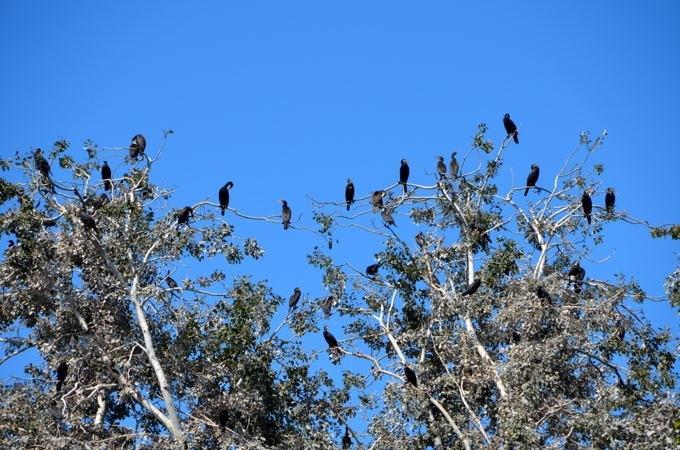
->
[[1, 0, 679, 425]]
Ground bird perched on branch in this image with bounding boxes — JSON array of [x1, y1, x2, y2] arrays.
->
[[101, 161, 112, 191], [582, 190, 593, 224], [77, 209, 98, 232], [605, 188, 616, 214], [218, 181, 234, 215], [461, 278, 481, 296], [177, 206, 194, 225], [436, 156, 446, 179], [381, 209, 396, 227], [568, 261, 586, 294], [503, 113, 519, 144], [371, 191, 385, 213], [415, 231, 427, 249], [321, 296, 334, 318], [449, 152, 459, 178], [399, 159, 409, 194], [288, 287, 301, 310], [323, 326, 342, 362], [129, 134, 146, 160], [280, 200, 291, 229], [34, 149, 55, 192], [404, 365, 418, 387], [525, 164, 539, 196], [55, 361, 68, 392], [345, 179, 355, 211], [342, 426, 351, 449], [366, 263, 380, 277]]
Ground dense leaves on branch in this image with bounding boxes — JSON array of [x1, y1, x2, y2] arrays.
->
[[0, 125, 678, 449]]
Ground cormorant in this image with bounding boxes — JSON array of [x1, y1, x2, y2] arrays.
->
[[371, 191, 385, 213], [568, 261, 586, 294], [461, 278, 481, 296], [399, 159, 410, 194], [92, 193, 109, 211], [605, 188, 615, 214], [415, 231, 427, 249], [345, 179, 355, 211], [56, 361, 68, 392], [323, 325, 339, 349], [34, 150, 51, 178], [219, 408, 229, 430], [165, 276, 178, 289], [101, 161, 112, 191], [536, 285, 553, 305], [289, 287, 301, 310], [503, 113, 519, 144], [321, 296, 334, 318], [404, 365, 418, 387], [77, 209, 98, 231], [34, 150, 55, 192], [218, 181, 234, 216], [342, 426, 351, 449], [177, 206, 194, 225], [366, 263, 380, 277], [449, 152, 459, 178], [129, 134, 146, 160], [381, 209, 396, 227], [525, 164, 539, 196], [436, 156, 446, 179], [280, 200, 291, 229], [582, 190, 593, 224]]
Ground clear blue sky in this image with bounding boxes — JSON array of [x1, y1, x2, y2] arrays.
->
[[1, 0, 678, 394]]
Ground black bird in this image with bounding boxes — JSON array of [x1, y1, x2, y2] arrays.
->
[[371, 191, 385, 213], [536, 285, 553, 305], [366, 263, 380, 277], [101, 161, 112, 191], [34, 149, 51, 178], [503, 113, 519, 144], [415, 231, 427, 249], [449, 152, 459, 178], [55, 361, 68, 392], [91, 193, 109, 211], [288, 287, 301, 310], [582, 190, 593, 224], [345, 179, 355, 211], [218, 181, 234, 216], [77, 209, 98, 231], [399, 159, 410, 194], [280, 200, 291, 229], [568, 261, 586, 294], [321, 296, 334, 318], [323, 325, 339, 350], [436, 156, 447, 179], [404, 365, 418, 387], [219, 408, 229, 430], [177, 206, 194, 225], [34, 150, 55, 192], [381, 209, 396, 227], [129, 134, 146, 160], [165, 276, 178, 289], [461, 278, 481, 296], [525, 164, 539, 196], [605, 188, 616, 214], [342, 426, 351, 449]]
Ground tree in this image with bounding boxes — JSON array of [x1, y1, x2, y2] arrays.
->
[[0, 126, 678, 449]]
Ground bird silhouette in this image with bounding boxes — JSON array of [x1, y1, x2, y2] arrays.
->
[[525, 164, 539, 196], [503, 113, 519, 144]]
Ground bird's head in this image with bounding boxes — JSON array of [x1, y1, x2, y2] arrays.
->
[[607, 187, 615, 194], [226, 181, 234, 189], [504, 113, 510, 119], [437, 155, 444, 161], [401, 159, 408, 164], [323, 325, 329, 331], [279, 200, 287, 206], [294, 287, 300, 293], [451, 151, 457, 157], [347, 178, 352, 184]]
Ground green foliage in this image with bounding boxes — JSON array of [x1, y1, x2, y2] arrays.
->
[[0, 128, 677, 449]]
